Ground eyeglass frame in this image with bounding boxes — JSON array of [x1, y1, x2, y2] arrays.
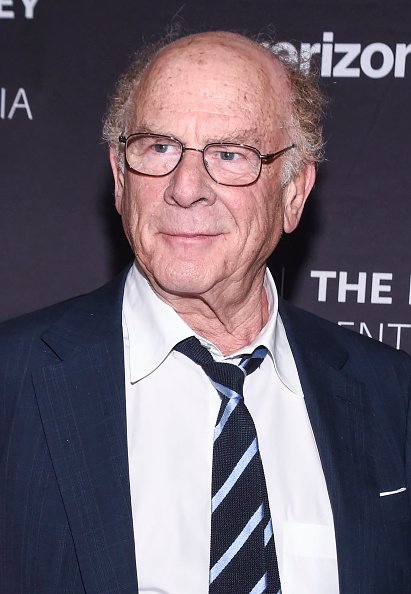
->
[[118, 132, 295, 187]]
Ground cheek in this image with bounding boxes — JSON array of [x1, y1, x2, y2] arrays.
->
[[119, 181, 154, 249], [259, 177, 285, 224], [240, 188, 283, 235], [242, 187, 285, 253], [122, 175, 158, 221]]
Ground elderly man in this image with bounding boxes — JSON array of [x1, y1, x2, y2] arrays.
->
[[1, 31, 410, 594]]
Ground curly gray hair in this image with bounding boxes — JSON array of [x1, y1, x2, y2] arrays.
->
[[102, 31, 326, 185]]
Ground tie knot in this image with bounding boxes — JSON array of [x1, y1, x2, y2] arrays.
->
[[174, 337, 267, 398]]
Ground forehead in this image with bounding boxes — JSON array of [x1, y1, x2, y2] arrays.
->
[[131, 35, 290, 143]]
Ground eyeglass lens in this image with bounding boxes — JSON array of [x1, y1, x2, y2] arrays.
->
[[125, 135, 262, 186]]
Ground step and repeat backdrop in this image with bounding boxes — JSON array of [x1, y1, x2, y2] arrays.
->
[[1, 0, 410, 353]]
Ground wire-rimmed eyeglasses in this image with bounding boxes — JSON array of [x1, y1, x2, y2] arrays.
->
[[119, 133, 295, 187]]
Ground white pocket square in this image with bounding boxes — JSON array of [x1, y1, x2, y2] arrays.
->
[[379, 487, 407, 497]]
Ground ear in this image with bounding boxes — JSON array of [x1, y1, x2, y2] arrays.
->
[[282, 162, 316, 233], [109, 146, 125, 214]]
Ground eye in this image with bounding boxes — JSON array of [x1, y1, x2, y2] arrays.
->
[[153, 143, 172, 154], [217, 150, 242, 161], [218, 151, 239, 161], [220, 151, 236, 161]]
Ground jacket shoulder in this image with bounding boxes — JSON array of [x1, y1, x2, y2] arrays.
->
[[0, 268, 128, 347], [0, 268, 129, 397]]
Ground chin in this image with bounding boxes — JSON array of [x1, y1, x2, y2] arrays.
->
[[150, 261, 220, 297]]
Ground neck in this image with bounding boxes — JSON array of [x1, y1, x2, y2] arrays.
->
[[150, 271, 270, 356]]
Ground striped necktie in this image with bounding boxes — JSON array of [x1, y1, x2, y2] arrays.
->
[[174, 336, 281, 594]]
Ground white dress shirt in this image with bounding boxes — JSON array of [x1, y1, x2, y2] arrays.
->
[[122, 262, 339, 594]]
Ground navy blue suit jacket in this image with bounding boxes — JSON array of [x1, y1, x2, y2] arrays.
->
[[1, 268, 411, 593]]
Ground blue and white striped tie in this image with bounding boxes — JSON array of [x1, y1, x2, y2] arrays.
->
[[175, 337, 281, 594]]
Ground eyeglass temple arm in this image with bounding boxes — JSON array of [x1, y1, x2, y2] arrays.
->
[[260, 143, 295, 162]]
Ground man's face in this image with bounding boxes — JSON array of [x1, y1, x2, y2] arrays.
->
[[111, 35, 312, 300]]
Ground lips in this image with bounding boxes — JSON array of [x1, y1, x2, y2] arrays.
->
[[162, 232, 218, 240], [159, 228, 222, 238], [163, 232, 217, 238], [160, 232, 221, 248]]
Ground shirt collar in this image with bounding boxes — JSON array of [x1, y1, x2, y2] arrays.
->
[[122, 262, 303, 397], [122, 263, 194, 382]]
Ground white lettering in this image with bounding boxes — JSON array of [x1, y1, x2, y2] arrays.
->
[[359, 322, 380, 342], [0, 0, 14, 18], [310, 270, 337, 301], [300, 42, 321, 74], [21, 0, 39, 19], [395, 44, 411, 77], [338, 272, 367, 303], [370, 272, 393, 304], [268, 33, 410, 79], [359, 322, 385, 341], [0, 88, 5, 119], [310, 270, 399, 304], [337, 321, 355, 328], [3, 88, 33, 120], [333, 44, 361, 78], [270, 41, 299, 65], [321, 32, 334, 77], [360, 43, 394, 79], [359, 322, 372, 338], [387, 323, 411, 349]]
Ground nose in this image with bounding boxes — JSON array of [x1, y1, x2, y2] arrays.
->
[[163, 148, 217, 208]]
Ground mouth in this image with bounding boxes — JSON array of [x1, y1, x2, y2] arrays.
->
[[161, 230, 221, 237], [160, 232, 221, 247]]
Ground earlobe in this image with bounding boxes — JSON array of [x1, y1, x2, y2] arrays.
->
[[283, 162, 316, 233], [109, 147, 125, 214]]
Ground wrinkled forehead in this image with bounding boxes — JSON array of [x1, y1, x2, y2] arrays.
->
[[131, 34, 291, 138]]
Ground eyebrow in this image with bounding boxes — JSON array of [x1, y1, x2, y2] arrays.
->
[[208, 129, 261, 145], [133, 123, 158, 134], [133, 123, 262, 147]]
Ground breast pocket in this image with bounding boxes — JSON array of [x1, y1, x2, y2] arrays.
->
[[378, 487, 410, 523]]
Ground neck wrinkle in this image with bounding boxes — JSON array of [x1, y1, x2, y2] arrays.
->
[[178, 287, 269, 356]]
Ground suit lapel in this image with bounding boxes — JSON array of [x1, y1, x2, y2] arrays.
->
[[279, 300, 371, 594], [32, 271, 138, 593]]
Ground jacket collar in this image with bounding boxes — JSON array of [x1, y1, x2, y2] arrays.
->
[[40, 266, 130, 361]]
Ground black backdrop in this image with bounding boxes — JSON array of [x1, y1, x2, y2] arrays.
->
[[1, 0, 410, 354]]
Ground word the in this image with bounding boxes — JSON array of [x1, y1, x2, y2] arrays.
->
[[0, 88, 32, 120], [0, 0, 40, 19], [267, 32, 411, 78], [310, 271, 394, 304]]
